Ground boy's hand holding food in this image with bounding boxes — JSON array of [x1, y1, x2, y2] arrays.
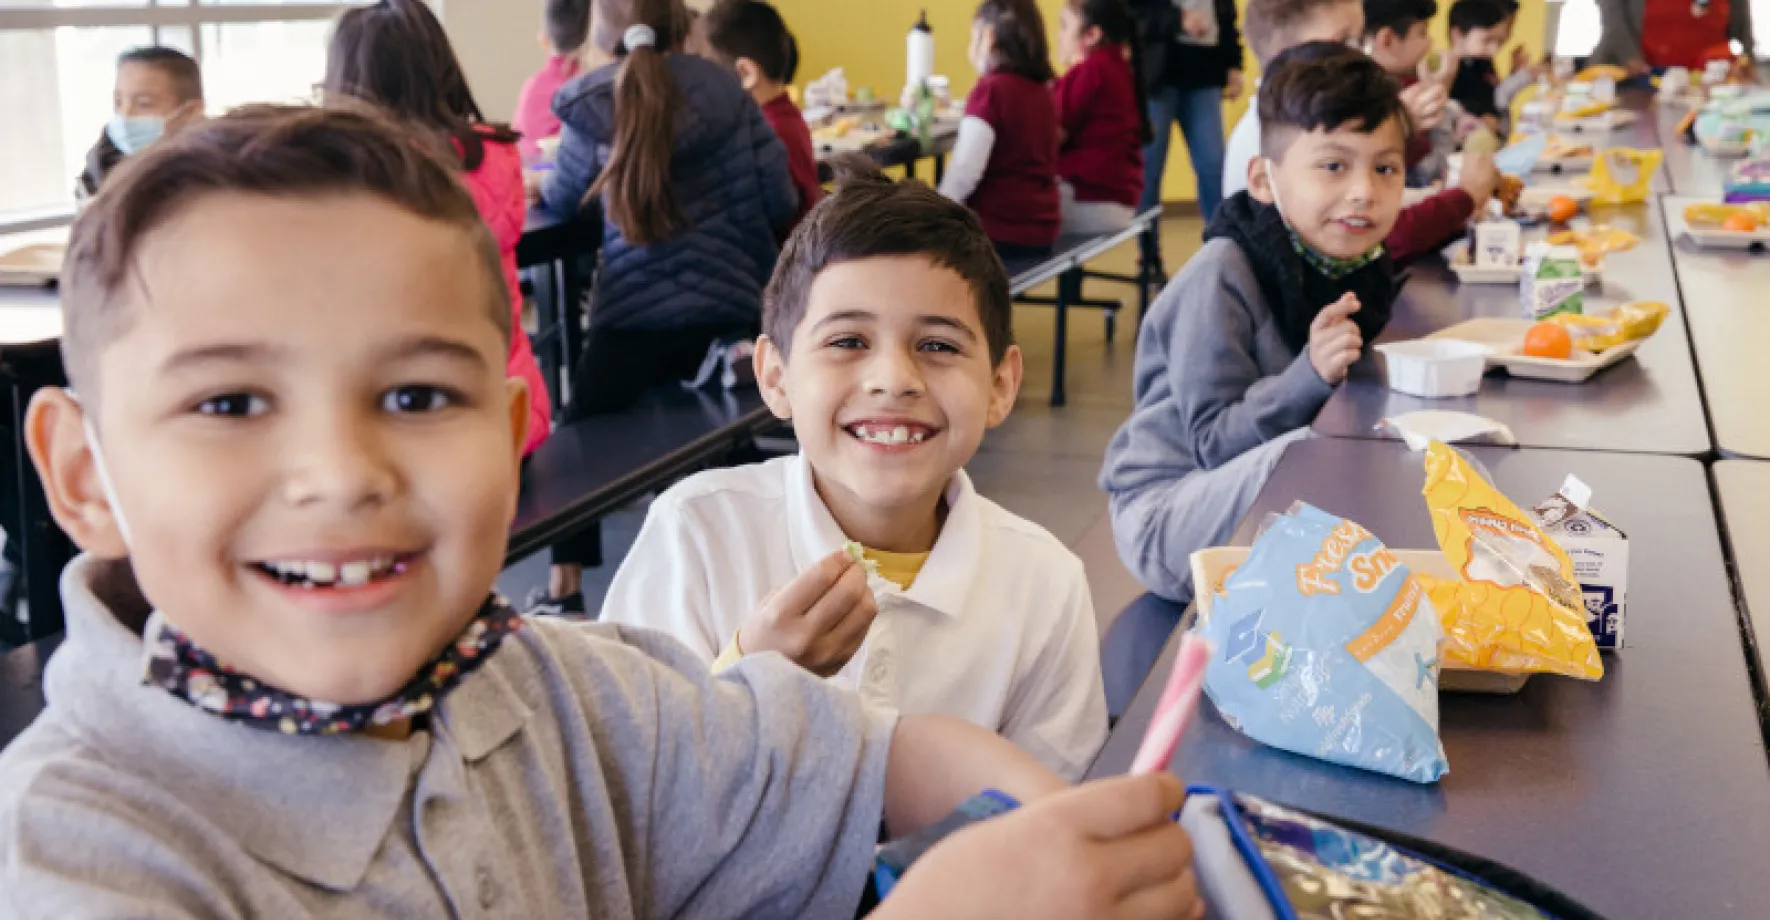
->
[[1310, 293, 1364, 385], [737, 550, 877, 677]]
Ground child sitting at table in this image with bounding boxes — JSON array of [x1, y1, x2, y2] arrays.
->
[[536, 0, 796, 612], [1101, 42, 1409, 605], [1223, 0, 1496, 266], [0, 104, 1202, 920], [325, 0, 551, 457], [601, 159, 1109, 780], [1447, 0, 1509, 129], [939, 0, 1061, 261], [512, 0, 590, 164], [1051, 0, 1150, 236], [76, 46, 204, 200], [703, 0, 821, 230]]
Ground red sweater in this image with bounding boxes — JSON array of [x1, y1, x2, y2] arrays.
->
[[1642, 0, 1733, 69], [1053, 46, 1144, 207], [966, 71, 1061, 247], [1387, 188, 1476, 267], [762, 93, 821, 230]]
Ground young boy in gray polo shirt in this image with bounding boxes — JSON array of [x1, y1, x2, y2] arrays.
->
[[0, 105, 1201, 919]]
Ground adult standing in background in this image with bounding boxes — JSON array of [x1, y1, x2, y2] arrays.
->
[[1590, 0, 1755, 74], [1132, 0, 1244, 220]]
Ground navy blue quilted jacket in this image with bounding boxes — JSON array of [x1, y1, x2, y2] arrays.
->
[[541, 53, 797, 332]]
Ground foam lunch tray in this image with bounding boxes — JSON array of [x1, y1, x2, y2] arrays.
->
[[1429, 317, 1642, 383]]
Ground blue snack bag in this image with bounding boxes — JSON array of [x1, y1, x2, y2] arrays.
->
[[1197, 504, 1448, 783]]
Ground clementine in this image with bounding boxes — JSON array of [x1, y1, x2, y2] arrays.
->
[[1523, 321, 1575, 359]]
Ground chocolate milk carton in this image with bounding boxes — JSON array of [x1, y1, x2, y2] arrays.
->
[[1534, 476, 1628, 649]]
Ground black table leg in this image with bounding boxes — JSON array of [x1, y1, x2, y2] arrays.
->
[[1051, 269, 1077, 407]]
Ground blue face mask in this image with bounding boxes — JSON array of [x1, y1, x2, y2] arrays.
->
[[106, 114, 165, 156]]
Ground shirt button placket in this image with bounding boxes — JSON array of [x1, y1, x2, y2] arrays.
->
[[476, 865, 500, 911]]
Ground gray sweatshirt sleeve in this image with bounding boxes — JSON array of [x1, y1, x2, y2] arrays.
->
[[1166, 247, 1337, 471]]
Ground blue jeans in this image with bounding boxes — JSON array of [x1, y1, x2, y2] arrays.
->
[[1141, 84, 1227, 221]]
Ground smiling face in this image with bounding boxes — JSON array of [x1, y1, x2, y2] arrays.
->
[[1251, 117, 1408, 259], [34, 191, 528, 705], [756, 255, 1021, 552]]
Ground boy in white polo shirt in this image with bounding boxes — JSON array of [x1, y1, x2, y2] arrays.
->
[[603, 161, 1109, 779]]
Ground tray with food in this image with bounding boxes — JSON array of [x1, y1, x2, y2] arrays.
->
[[1679, 200, 1770, 248], [0, 240, 63, 287], [1447, 247, 1602, 285], [1536, 138, 1595, 174], [1428, 303, 1668, 382], [1555, 108, 1639, 134]]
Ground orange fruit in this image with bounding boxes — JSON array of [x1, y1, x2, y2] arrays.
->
[[1547, 195, 1580, 223], [1523, 321, 1575, 359], [1723, 211, 1762, 233]]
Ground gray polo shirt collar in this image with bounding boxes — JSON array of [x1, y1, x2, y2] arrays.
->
[[46, 555, 532, 891]]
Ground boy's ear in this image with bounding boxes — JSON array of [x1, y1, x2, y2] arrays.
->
[[985, 345, 1024, 429], [24, 389, 129, 560], [734, 57, 763, 92], [1247, 155, 1278, 205], [754, 334, 793, 421], [504, 377, 530, 460]]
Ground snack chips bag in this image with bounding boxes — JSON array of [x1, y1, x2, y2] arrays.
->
[[1587, 148, 1663, 204], [1198, 504, 1449, 783], [1418, 443, 1604, 680]]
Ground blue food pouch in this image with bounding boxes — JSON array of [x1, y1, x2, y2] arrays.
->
[[1197, 504, 1448, 783]]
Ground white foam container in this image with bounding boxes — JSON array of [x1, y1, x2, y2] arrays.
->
[[1375, 340, 1492, 398], [1190, 547, 1530, 694]]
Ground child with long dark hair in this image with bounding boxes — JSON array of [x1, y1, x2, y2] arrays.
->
[[1054, 0, 1151, 235], [325, 0, 553, 456], [535, 0, 796, 612], [939, 0, 1061, 260]]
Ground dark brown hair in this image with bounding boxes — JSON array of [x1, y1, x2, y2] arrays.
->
[[60, 105, 507, 395], [1245, 0, 1356, 65], [974, 0, 1056, 83], [592, 0, 694, 245], [544, 0, 592, 54], [323, 0, 517, 171], [704, 0, 797, 83], [764, 156, 1013, 366], [1258, 41, 1411, 157], [118, 46, 204, 103], [1065, 0, 1152, 145]]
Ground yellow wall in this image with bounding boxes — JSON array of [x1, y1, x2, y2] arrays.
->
[[772, 0, 1549, 205]]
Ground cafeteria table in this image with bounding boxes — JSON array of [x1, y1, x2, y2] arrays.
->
[[1714, 460, 1770, 697], [1312, 196, 1714, 456], [1089, 436, 1770, 918], [1662, 197, 1770, 460]]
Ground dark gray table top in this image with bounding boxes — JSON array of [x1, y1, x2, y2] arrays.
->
[[1089, 437, 1770, 918], [1313, 194, 1714, 456], [1715, 460, 1770, 691], [1658, 100, 1732, 198], [1662, 196, 1770, 460]]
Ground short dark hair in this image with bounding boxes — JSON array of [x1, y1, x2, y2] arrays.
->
[[704, 0, 797, 83], [973, 0, 1056, 83], [544, 0, 591, 53], [1449, 0, 1508, 34], [764, 157, 1014, 366], [60, 106, 506, 397], [1363, 0, 1438, 39], [117, 46, 203, 102], [1245, 0, 1356, 66], [1258, 41, 1412, 157]]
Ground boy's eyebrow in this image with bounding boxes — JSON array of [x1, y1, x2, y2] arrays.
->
[[920, 315, 980, 341], [809, 309, 981, 341], [379, 335, 492, 368], [809, 308, 878, 331], [159, 341, 283, 375]]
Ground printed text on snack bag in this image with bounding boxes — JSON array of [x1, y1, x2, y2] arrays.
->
[[1296, 520, 1376, 596]]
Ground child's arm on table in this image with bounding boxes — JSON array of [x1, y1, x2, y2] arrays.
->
[[882, 714, 1069, 836]]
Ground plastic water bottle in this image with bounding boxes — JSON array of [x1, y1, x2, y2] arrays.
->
[[907, 11, 934, 93]]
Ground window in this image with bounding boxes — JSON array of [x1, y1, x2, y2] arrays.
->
[[0, 1, 361, 226]]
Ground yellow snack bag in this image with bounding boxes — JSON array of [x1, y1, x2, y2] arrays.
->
[[1587, 148, 1662, 204], [1419, 442, 1604, 680], [1545, 300, 1669, 352]]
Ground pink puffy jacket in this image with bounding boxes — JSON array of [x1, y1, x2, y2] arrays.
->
[[457, 128, 552, 456]]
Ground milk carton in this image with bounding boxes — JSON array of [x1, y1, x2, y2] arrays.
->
[[1474, 220, 1522, 268], [1519, 242, 1584, 319], [1534, 476, 1628, 650]]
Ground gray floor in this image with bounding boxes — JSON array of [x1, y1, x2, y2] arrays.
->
[[500, 216, 1208, 636]]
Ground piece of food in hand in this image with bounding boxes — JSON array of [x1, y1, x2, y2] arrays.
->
[[1496, 175, 1525, 213], [1547, 194, 1580, 223], [1523, 321, 1575, 359], [842, 540, 881, 578], [1464, 127, 1502, 156]]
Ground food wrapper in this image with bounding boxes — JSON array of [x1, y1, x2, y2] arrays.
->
[[1417, 443, 1604, 680], [1545, 301, 1669, 352], [1198, 503, 1448, 783], [1586, 148, 1662, 204], [1547, 225, 1641, 266], [1493, 133, 1547, 176], [1381, 411, 1517, 451], [1683, 200, 1770, 226]]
